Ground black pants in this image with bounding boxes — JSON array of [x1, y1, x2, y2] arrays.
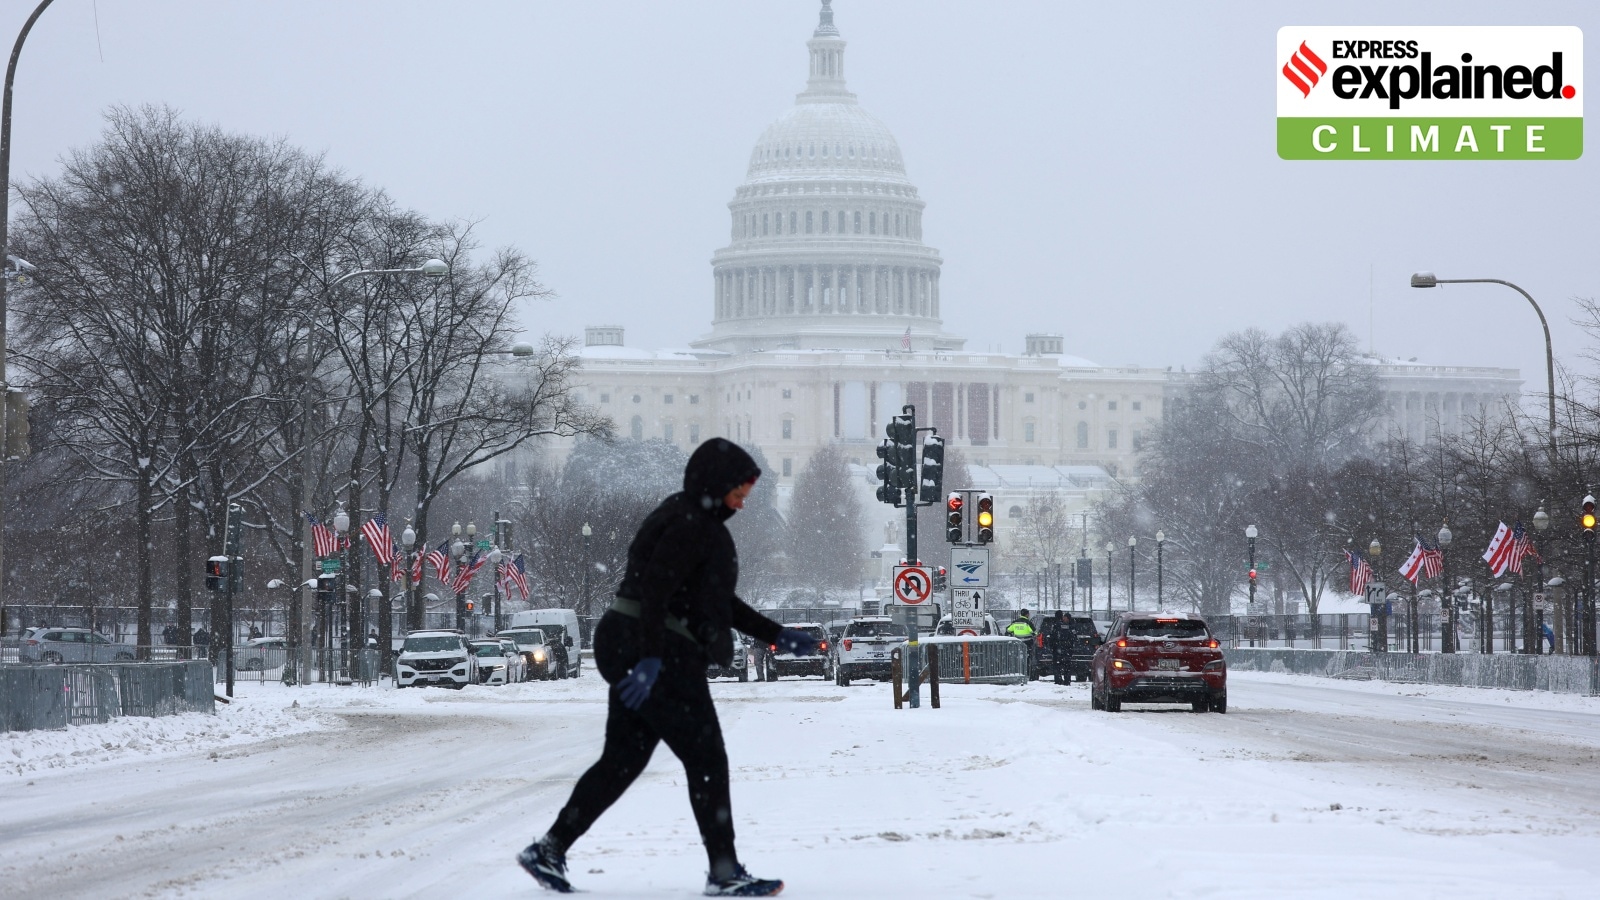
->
[[547, 612, 739, 878]]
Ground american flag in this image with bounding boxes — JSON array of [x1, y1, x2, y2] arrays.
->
[[1483, 521, 1516, 577], [426, 540, 452, 583], [901, 327, 911, 351], [1345, 548, 1373, 595], [451, 550, 487, 595], [1419, 536, 1444, 579], [390, 544, 405, 582], [504, 553, 530, 600], [410, 548, 426, 584], [1510, 521, 1541, 572], [362, 513, 393, 567], [305, 512, 338, 558]]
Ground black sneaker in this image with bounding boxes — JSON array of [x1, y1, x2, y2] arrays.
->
[[704, 863, 784, 897], [517, 836, 574, 893]]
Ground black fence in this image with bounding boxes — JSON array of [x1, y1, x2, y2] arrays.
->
[[0, 660, 215, 732]]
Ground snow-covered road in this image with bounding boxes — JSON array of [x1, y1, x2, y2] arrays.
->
[[2, 672, 1597, 899]]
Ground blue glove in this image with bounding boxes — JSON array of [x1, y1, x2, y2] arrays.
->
[[618, 657, 662, 710], [775, 628, 819, 656]]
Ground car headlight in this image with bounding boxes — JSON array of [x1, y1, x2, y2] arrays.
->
[[533, 648, 547, 662]]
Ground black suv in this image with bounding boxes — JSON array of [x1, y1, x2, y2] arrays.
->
[[1037, 613, 1102, 682]]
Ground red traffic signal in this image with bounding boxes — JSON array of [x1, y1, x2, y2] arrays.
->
[[1248, 568, 1258, 581]]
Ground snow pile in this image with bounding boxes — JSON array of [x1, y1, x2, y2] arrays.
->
[[0, 687, 335, 778]]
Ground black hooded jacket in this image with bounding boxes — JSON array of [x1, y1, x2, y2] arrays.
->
[[614, 439, 783, 666]]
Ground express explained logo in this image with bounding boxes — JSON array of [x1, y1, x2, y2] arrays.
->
[[1276, 27, 1583, 160], [1282, 41, 1329, 97]]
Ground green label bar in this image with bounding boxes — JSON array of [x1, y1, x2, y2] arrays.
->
[[1278, 118, 1582, 159]]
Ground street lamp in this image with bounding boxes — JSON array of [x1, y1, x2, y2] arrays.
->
[[1437, 522, 1455, 653], [0, 0, 59, 639], [400, 521, 417, 635], [1530, 503, 1549, 655], [1155, 530, 1165, 610], [582, 523, 593, 618], [487, 546, 503, 632], [1127, 536, 1138, 610], [1245, 524, 1258, 608], [331, 503, 350, 657], [1411, 272, 1557, 466], [1104, 541, 1115, 619]]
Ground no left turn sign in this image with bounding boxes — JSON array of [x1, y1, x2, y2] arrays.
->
[[892, 565, 933, 605]]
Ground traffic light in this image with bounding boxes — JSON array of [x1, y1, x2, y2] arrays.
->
[[875, 439, 898, 504], [466, 597, 475, 612], [205, 557, 229, 592], [933, 566, 948, 591], [976, 493, 995, 544], [918, 435, 945, 504], [1584, 494, 1597, 539], [1249, 567, 1258, 585], [316, 574, 337, 607], [945, 492, 964, 543]]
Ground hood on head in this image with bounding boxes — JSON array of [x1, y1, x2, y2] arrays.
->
[[683, 439, 761, 514]]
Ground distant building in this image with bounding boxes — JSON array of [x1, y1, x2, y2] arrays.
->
[[528, 3, 1522, 566]]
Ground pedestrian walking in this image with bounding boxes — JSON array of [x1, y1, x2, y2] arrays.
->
[[518, 439, 815, 896]]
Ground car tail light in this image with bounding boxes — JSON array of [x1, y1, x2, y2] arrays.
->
[[769, 644, 777, 652], [1208, 639, 1219, 649], [819, 641, 828, 652], [1035, 634, 1043, 648], [24, 639, 38, 646], [1112, 659, 1131, 670], [843, 639, 853, 652], [1116, 638, 1127, 649]]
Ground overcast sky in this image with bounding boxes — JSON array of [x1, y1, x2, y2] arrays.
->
[[8, 1, 1599, 392]]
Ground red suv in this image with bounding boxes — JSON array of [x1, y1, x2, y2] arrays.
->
[[1091, 612, 1226, 713]]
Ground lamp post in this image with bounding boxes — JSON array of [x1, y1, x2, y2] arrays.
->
[[332, 504, 351, 659], [295, 257, 448, 663], [450, 521, 476, 631], [1440, 522, 1452, 646], [486, 546, 503, 632], [1411, 273, 1558, 466], [582, 523, 593, 618], [1127, 536, 1138, 610], [1437, 522, 1454, 654], [1104, 541, 1115, 621], [1155, 530, 1165, 611], [397, 521, 416, 639], [1531, 503, 1549, 655], [1245, 522, 1258, 604], [1368, 536, 1386, 652], [0, 0, 59, 641]]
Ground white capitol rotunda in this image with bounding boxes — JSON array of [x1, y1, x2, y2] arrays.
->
[[530, 2, 1523, 557], [699, 1, 960, 355]]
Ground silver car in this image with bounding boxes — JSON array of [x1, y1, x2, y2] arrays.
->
[[20, 627, 138, 663]]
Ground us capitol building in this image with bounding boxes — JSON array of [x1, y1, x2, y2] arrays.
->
[[536, 3, 1521, 557]]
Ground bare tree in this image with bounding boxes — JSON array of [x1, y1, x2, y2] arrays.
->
[[786, 444, 865, 599]]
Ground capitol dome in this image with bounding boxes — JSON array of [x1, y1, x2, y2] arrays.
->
[[694, 1, 963, 355]]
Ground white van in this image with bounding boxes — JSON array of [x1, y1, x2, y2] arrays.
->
[[507, 609, 582, 678]]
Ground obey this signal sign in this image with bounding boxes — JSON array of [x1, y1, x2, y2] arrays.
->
[[892, 565, 933, 605]]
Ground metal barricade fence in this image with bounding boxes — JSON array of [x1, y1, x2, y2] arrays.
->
[[0, 661, 215, 732], [915, 636, 1029, 685], [1224, 648, 1600, 695], [222, 648, 382, 686]]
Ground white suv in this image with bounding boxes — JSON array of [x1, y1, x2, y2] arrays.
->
[[395, 630, 477, 688]]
